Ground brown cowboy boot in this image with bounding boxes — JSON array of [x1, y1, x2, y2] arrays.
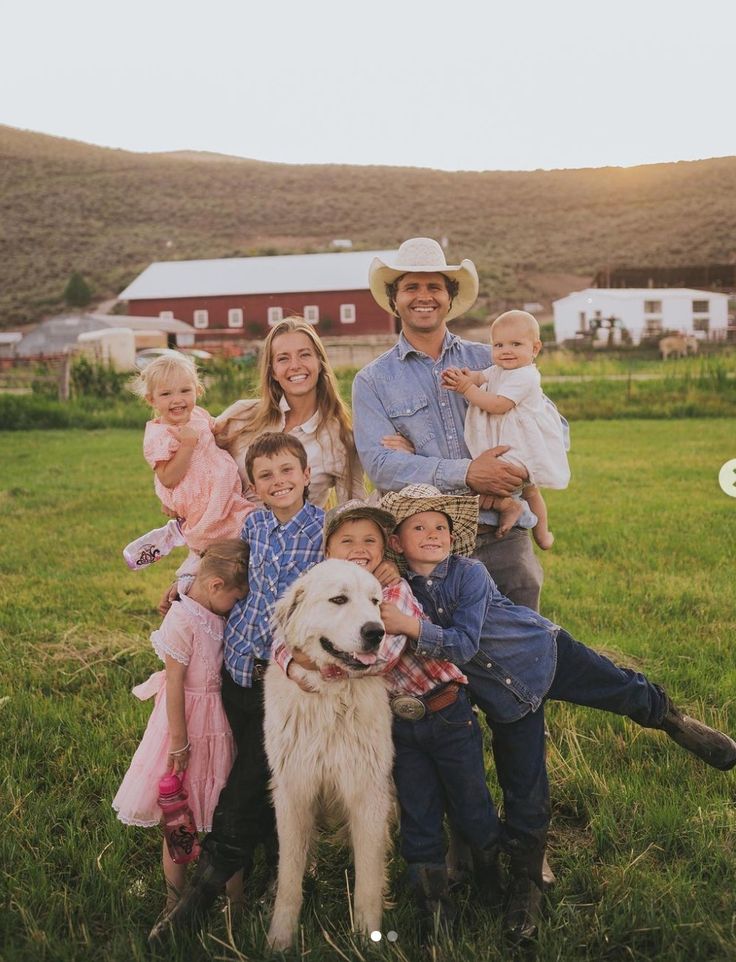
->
[[659, 696, 736, 770]]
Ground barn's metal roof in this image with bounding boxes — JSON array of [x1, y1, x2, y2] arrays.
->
[[119, 250, 397, 300]]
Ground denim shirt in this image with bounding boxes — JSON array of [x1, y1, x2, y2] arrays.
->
[[406, 555, 559, 723], [352, 331, 536, 527]]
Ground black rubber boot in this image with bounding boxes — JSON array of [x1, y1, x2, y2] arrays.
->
[[148, 850, 233, 944], [502, 842, 545, 945], [446, 826, 473, 890], [472, 841, 505, 910], [658, 695, 736, 770], [408, 862, 457, 945]]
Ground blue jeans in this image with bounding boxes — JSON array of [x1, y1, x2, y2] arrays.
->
[[393, 688, 500, 865], [473, 629, 668, 850]]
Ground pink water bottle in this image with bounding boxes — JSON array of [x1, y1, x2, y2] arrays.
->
[[158, 772, 201, 864]]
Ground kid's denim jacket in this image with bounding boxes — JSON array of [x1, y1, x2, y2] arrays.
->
[[406, 555, 559, 723]]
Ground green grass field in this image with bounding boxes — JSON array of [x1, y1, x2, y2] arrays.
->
[[1, 421, 735, 962]]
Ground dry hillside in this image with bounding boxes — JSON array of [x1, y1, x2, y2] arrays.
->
[[2, 124, 735, 328]]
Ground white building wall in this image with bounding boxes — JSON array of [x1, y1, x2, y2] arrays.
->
[[553, 289, 729, 344]]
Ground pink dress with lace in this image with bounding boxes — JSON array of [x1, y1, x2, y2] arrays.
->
[[112, 595, 234, 831], [143, 405, 253, 554]]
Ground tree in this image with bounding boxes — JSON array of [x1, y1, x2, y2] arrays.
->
[[64, 272, 92, 307]]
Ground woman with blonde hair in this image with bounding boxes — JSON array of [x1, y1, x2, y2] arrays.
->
[[215, 317, 365, 506]]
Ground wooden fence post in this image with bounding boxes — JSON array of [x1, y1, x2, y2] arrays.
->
[[58, 355, 71, 401]]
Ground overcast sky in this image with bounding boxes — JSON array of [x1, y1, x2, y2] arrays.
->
[[3, 0, 734, 172]]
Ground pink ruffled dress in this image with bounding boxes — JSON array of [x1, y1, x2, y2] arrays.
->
[[143, 405, 253, 554], [112, 595, 234, 832]]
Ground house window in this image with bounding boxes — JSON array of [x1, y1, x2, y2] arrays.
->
[[228, 308, 244, 328], [304, 305, 320, 324], [193, 309, 209, 329], [159, 311, 174, 320], [340, 303, 356, 324], [693, 317, 710, 332], [644, 300, 662, 314], [692, 299, 709, 313], [268, 306, 284, 326], [644, 318, 663, 335]]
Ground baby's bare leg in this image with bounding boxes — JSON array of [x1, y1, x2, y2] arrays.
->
[[523, 485, 554, 550], [491, 496, 525, 539]]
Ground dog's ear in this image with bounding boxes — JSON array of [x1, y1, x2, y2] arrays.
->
[[272, 583, 306, 637]]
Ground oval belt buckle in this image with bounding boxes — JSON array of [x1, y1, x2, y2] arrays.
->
[[391, 695, 426, 721]]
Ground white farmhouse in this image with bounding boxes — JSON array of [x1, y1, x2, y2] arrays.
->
[[553, 289, 729, 345]]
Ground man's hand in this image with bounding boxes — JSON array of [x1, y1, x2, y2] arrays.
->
[[381, 433, 415, 454], [466, 446, 526, 497]]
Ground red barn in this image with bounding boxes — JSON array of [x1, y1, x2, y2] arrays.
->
[[118, 250, 398, 352]]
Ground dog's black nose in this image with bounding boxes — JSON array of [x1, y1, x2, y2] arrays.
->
[[360, 621, 384, 649]]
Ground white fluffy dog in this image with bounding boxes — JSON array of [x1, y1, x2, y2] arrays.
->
[[264, 559, 394, 950]]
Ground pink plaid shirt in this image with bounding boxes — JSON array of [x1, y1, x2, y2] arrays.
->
[[273, 578, 466, 697]]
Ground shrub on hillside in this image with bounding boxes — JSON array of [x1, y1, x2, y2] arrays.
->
[[64, 272, 92, 307]]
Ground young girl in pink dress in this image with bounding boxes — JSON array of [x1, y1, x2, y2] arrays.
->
[[113, 539, 249, 910], [123, 352, 255, 571]]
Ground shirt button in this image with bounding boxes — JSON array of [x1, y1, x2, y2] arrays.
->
[[505, 678, 512, 685], [438, 607, 444, 613], [427, 579, 432, 586], [485, 662, 492, 668]]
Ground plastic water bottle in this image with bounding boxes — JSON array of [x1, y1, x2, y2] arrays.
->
[[158, 772, 201, 864]]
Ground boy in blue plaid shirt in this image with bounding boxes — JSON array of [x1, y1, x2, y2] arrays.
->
[[152, 432, 324, 939]]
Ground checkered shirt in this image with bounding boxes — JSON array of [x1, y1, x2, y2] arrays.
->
[[225, 501, 324, 687]]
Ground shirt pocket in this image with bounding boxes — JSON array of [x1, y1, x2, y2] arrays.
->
[[385, 393, 435, 449]]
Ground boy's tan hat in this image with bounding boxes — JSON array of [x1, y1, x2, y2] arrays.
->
[[368, 238, 479, 323], [379, 484, 479, 559], [323, 499, 397, 551]]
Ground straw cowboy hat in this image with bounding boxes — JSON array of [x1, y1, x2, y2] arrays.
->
[[379, 484, 480, 560], [369, 237, 479, 323]]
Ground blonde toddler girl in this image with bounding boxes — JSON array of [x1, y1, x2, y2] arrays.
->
[[123, 351, 255, 570]]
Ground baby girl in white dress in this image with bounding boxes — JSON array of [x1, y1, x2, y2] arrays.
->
[[442, 310, 569, 550]]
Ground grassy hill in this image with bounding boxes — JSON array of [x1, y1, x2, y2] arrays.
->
[[2, 123, 736, 328]]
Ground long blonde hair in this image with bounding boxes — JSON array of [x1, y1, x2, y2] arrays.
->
[[235, 317, 356, 493]]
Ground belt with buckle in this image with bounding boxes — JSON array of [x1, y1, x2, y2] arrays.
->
[[252, 659, 270, 682], [477, 523, 499, 535], [390, 682, 461, 721]]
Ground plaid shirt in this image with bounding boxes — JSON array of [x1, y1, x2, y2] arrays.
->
[[225, 501, 324, 687], [273, 578, 466, 697]]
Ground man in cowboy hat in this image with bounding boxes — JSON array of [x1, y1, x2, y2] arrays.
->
[[352, 237, 559, 612]]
